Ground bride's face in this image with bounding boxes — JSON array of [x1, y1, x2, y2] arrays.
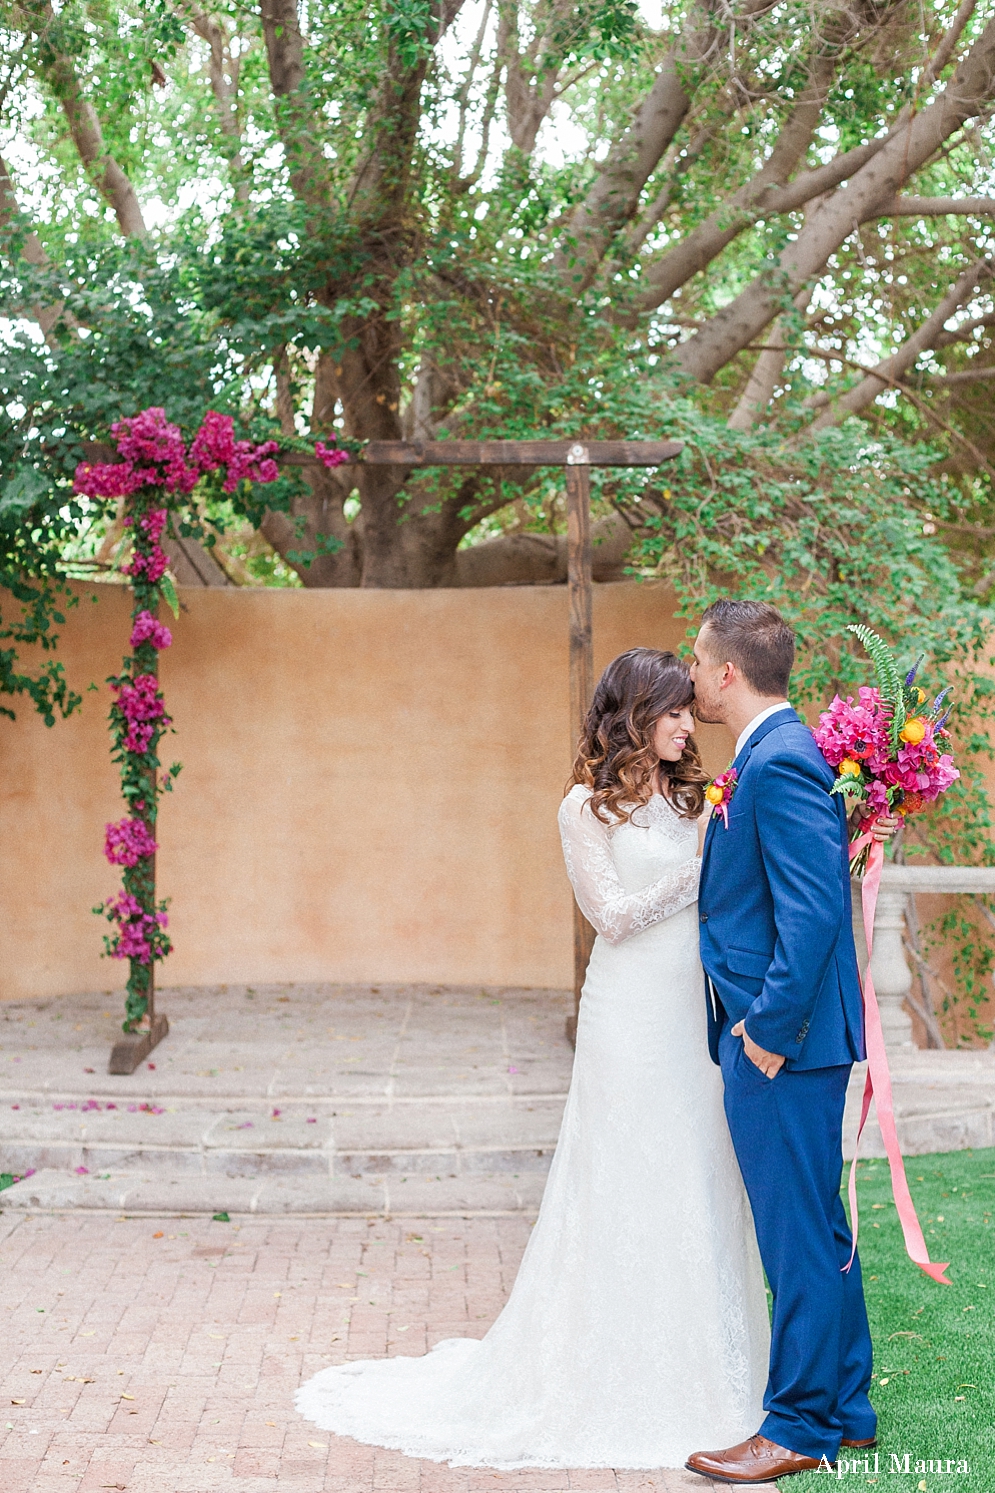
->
[[651, 705, 694, 763]]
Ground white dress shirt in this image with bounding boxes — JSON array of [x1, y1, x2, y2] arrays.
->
[[735, 701, 792, 759]]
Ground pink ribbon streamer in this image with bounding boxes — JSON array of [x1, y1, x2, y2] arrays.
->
[[844, 833, 951, 1285]]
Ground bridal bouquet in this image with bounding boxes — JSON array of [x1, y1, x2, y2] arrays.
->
[[813, 624, 959, 874]]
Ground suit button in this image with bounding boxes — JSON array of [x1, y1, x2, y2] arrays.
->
[[699, 913, 708, 923]]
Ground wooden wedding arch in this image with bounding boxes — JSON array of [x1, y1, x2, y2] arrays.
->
[[87, 434, 682, 1065], [356, 439, 684, 1041]]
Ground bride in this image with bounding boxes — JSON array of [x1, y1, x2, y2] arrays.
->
[[295, 647, 770, 1469]]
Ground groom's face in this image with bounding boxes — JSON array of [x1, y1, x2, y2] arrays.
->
[[689, 625, 728, 725]]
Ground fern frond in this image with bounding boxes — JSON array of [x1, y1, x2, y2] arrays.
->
[[847, 622, 907, 744]]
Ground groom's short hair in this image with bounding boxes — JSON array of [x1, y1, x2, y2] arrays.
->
[[701, 599, 795, 696]]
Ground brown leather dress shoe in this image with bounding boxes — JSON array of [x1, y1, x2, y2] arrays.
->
[[840, 1436, 877, 1448], [685, 1433, 822, 1483]]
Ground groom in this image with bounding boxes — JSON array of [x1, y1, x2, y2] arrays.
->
[[685, 599, 878, 1484]]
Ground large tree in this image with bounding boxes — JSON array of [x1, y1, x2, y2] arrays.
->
[[1, 0, 994, 593]]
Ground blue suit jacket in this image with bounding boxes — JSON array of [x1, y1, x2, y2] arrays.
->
[[698, 708, 865, 1071]]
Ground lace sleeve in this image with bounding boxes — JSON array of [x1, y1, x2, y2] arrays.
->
[[557, 789, 701, 946]]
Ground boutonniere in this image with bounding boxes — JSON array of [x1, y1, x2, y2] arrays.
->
[[705, 768, 738, 829]]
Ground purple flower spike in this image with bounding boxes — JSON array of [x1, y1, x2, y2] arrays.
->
[[905, 655, 923, 686]]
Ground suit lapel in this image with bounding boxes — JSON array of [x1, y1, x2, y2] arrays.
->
[[700, 708, 800, 874]]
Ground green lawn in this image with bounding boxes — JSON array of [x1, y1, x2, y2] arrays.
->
[[788, 1147, 994, 1492]]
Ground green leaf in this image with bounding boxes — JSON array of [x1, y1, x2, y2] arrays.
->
[[847, 623, 908, 746], [160, 574, 180, 619], [0, 467, 51, 519]]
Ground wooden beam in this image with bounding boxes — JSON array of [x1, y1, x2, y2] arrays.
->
[[361, 439, 684, 467]]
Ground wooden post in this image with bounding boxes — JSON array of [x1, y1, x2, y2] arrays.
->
[[565, 446, 595, 1045], [565, 446, 593, 744]]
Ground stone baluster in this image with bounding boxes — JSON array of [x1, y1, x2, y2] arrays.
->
[[849, 864, 995, 1054], [852, 889, 915, 1050]]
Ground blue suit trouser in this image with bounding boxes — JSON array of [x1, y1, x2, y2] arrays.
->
[[718, 1023, 876, 1460]]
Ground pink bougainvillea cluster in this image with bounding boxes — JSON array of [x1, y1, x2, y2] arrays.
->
[[123, 508, 169, 584], [314, 439, 350, 469], [188, 409, 280, 491], [74, 407, 350, 505], [74, 407, 280, 499], [102, 891, 169, 965], [104, 817, 158, 867], [111, 672, 170, 755], [130, 609, 172, 650]]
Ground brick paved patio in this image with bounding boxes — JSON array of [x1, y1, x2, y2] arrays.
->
[[0, 1210, 734, 1493]]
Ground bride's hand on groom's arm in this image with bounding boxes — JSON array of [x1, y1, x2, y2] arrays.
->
[[731, 1020, 786, 1079]]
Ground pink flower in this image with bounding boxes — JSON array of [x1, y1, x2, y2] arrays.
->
[[130, 610, 172, 650], [123, 721, 154, 753], [107, 891, 144, 919], [315, 440, 350, 469], [189, 410, 237, 470], [864, 780, 890, 815], [189, 411, 280, 491], [126, 548, 169, 584], [102, 890, 168, 965], [140, 508, 168, 544], [124, 516, 170, 585], [114, 673, 167, 722], [813, 689, 891, 771], [104, 818, 158, 867], [221, 440, 280, 493], [110, 409, 199, 493], [116, 928, 151, 960], [112, 673, 169, 755], [73, 461, 144, 499]]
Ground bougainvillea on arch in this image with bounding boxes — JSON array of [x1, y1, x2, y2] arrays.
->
[[77, 408, 347, 1033]]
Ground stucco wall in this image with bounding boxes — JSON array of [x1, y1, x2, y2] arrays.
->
[[1, 580, 730, 1001]]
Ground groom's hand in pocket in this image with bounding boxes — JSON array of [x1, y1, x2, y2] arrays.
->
[[731, 1020, 786, 1079]]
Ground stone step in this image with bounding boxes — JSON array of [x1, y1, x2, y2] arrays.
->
[[842, 1057, 995, 1158], [0, 1095, 563, 1182], [2, 985, 992, 1217], [0, 1167, 551, 1215]]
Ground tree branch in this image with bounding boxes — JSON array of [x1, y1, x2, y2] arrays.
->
[[727, 289, 809, 429], [673, 12, 995, 383], [875, 194, 995, 216], [498, 0, 571, 154], [259, 0, 330, 205], [553, 0, 750, 292], [0, 149, 76, 337], [184, 5, 249, 196], [918, 363, 995, 385], [31, 3, 147, 237], [810, 259, 994, 428]]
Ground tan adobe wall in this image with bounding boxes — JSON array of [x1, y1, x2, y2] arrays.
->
[[2, 580, 731, 1001]]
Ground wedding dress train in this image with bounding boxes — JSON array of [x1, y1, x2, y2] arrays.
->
[[295, 786, 770, 1468]]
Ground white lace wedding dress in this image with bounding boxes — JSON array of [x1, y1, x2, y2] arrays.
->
[[295, 785, 770, 1469]]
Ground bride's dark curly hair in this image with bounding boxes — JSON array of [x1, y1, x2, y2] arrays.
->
[[568, 648, 708, 824]]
